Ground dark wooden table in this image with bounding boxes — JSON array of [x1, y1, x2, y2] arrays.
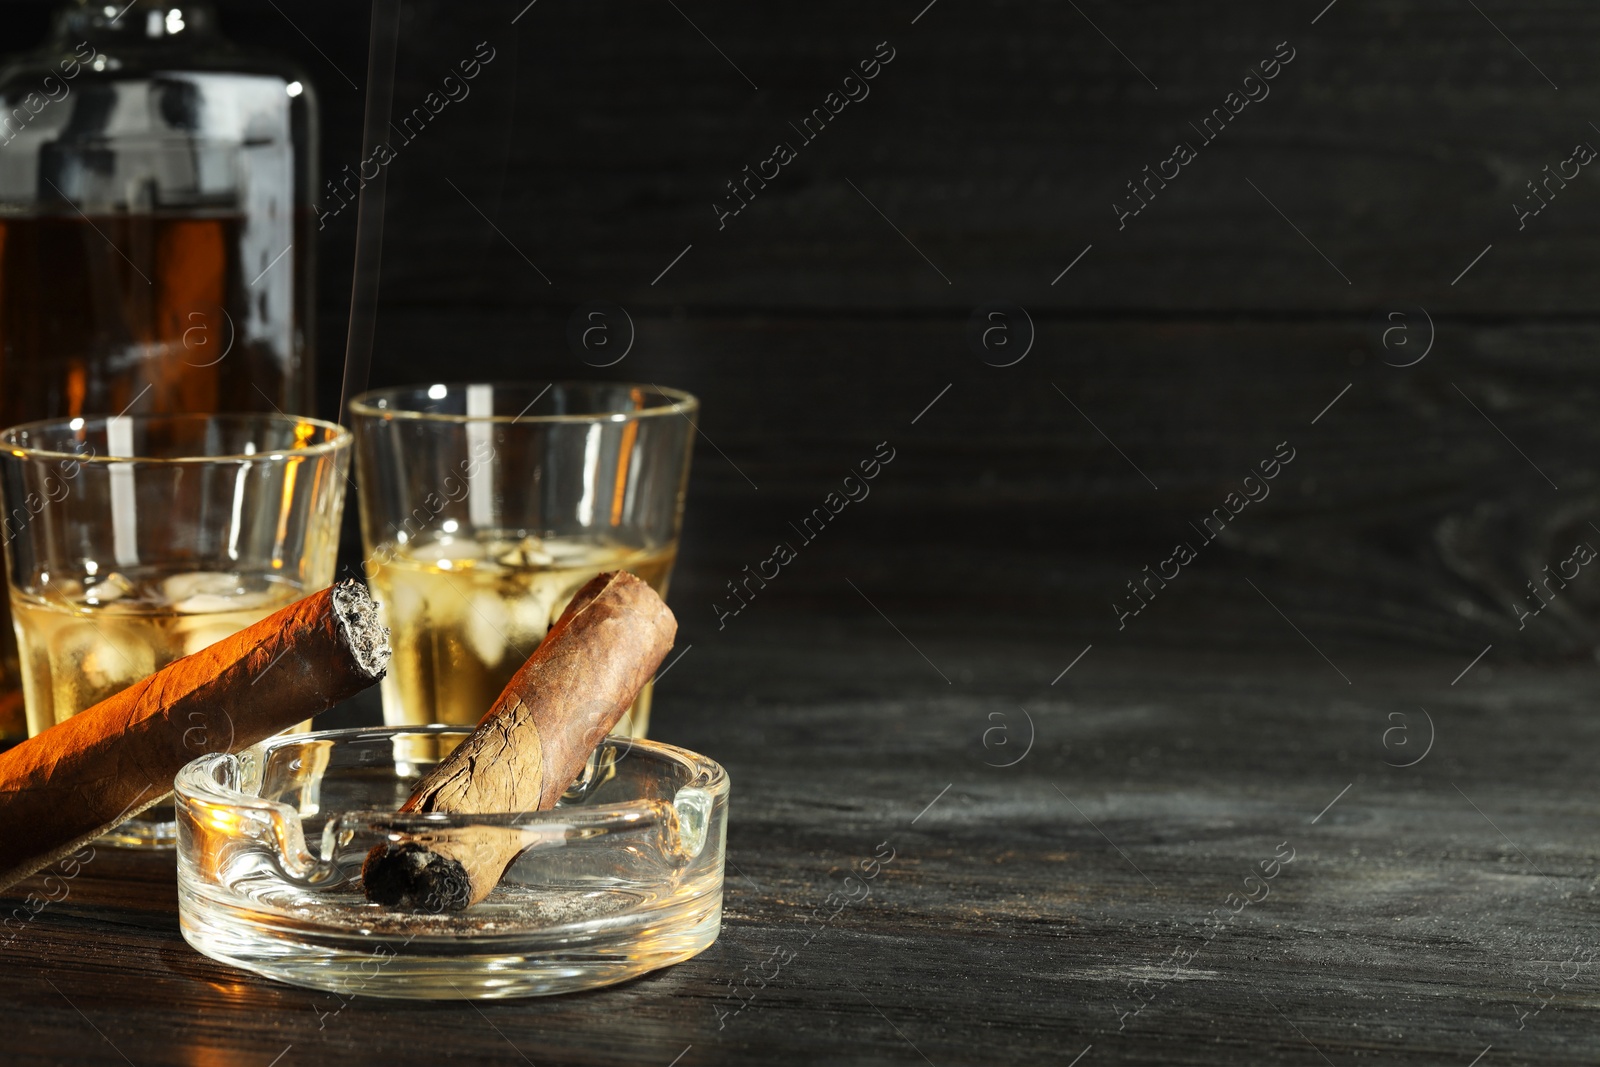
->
[[8, 609, 1600, 1065], [8, 0, 1600, 1062]]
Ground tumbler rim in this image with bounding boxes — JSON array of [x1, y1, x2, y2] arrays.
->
[[0, 412, 351, 465], [347, 381, 698, 425]]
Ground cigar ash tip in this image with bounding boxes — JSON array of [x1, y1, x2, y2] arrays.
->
[[331, 580, 392, 680]]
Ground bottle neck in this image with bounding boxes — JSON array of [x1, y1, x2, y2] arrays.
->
[[54, 0, 221, 47]]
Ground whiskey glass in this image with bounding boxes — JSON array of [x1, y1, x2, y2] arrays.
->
[[350, 382, 695, 737], [0, 412, 350, 846]]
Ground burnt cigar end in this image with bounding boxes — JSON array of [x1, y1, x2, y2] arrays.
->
[[360, 842, 471, 913]]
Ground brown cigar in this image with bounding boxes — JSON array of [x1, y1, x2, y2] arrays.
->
[[0, 580, 390, 891], [361, 571, 676, 912]]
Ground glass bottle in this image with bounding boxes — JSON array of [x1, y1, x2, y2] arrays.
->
[[0, 0, 318, 742]]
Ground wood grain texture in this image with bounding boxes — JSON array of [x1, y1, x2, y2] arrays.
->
[[5, 626, 1600, 1065], [316, 0, 1600, 315]]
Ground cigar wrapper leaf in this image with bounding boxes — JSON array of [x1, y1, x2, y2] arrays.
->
[[362, 571, 677, 911], [0, 580, 390, 891]]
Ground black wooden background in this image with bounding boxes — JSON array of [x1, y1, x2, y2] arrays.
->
[[7, 2, 1600, 1064]]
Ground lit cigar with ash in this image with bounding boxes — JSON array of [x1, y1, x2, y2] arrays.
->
[[362, 571, 676, 912], [0, 581, 390, 890]]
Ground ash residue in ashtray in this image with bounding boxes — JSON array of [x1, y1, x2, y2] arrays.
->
[[290, 884, 642, 937]]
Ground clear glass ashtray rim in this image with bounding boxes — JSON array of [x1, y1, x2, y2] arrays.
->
[[175, 723, 728, 819], [173, 725, 729, 895], [171, 726, 730, 997]]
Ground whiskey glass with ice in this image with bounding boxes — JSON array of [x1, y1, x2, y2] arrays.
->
[[0, 413, 351, 847], [349, 383, 696, 737]]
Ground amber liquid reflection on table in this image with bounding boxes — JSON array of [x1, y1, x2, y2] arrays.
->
[[0, 213, 312, 743], [368, 532, 675, 737]]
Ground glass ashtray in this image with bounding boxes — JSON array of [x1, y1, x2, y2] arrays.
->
[[174, 725, 728, 999]]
